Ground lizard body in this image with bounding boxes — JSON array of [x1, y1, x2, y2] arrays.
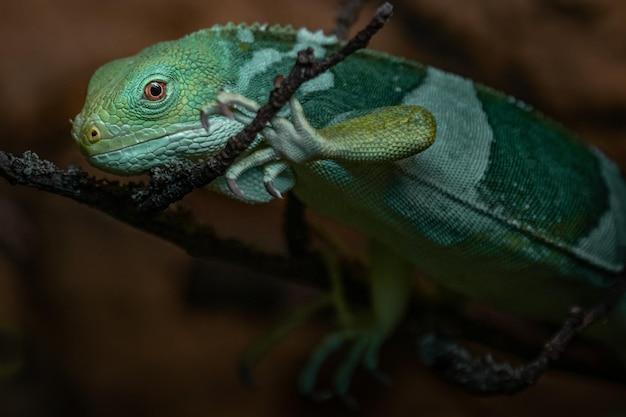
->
[[71, 23, 626, 391]]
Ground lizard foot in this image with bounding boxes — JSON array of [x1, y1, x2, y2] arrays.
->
[[298, 321, 391, 407], [200, 91, 299, 201], [297, 240, 404, 405], [238, 297, 390, 406], [200, 91, 326, 200], [238, 232, 409, 404]]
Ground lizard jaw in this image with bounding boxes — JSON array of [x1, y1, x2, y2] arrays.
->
[[84, 117, 243, 175]]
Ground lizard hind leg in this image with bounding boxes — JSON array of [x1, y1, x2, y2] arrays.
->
[[298, 239, 414, 403], [237, 235, 413, 404]]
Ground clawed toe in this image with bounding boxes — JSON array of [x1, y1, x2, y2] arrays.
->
[[297, 328, 388, 405], [226, 177, 245, 198], [264, 181, 283, 199]]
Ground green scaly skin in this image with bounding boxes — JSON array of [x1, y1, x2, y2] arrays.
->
[[72, 24, 626, 394]]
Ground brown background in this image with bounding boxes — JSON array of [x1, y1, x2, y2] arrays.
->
[[1, 0, 625, 416]]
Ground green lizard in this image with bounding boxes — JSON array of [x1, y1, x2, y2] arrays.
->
[[71, 23, 626, 395]]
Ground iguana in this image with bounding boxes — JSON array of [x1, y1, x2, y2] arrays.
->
[[71, 23, 626, 395]]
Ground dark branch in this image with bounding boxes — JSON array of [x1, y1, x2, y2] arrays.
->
[[0, 151, 327, 286], [420, 277, 626, 394]]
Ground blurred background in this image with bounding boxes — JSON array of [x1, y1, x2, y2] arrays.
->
[[1, 0, 625, 415]]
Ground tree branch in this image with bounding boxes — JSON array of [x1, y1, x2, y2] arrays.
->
[[419, 277, 626, 394]]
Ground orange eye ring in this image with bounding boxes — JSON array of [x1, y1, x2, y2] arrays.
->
[[144, 81, 167, 101]]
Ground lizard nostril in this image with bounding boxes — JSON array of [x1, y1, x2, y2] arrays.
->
[[87, 126, 101, 144]]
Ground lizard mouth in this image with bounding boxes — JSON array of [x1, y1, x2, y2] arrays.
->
[[82, 117, 244, 175], [74, 119, 206, 156], [87, 128, 203, 174]]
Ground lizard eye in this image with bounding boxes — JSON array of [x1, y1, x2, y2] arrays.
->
[[143, 81, 167, 101]]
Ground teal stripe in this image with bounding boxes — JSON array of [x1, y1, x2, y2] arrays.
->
[[237, 46, 428, 128], [475, 85, 609, 249]]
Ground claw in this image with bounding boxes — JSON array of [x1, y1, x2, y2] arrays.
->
[[262, 161, 289, 199], [216, 91, 262, 113], [227, 177, 245, 198], [200, 109, 210, 132], [299, 333, 345, 395], [219, 101, 235, 120], [333, 336, 369, 397], [199, 96, 236, 132], [264, 180, 283, 199]]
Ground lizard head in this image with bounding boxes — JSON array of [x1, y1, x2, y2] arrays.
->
[[71, 38, 241, 175]]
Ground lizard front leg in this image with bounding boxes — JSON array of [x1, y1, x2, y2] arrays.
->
[[201, 91, 437, 201]]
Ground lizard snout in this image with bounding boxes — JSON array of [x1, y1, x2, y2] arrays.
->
[[71, 113, 108, 155]]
